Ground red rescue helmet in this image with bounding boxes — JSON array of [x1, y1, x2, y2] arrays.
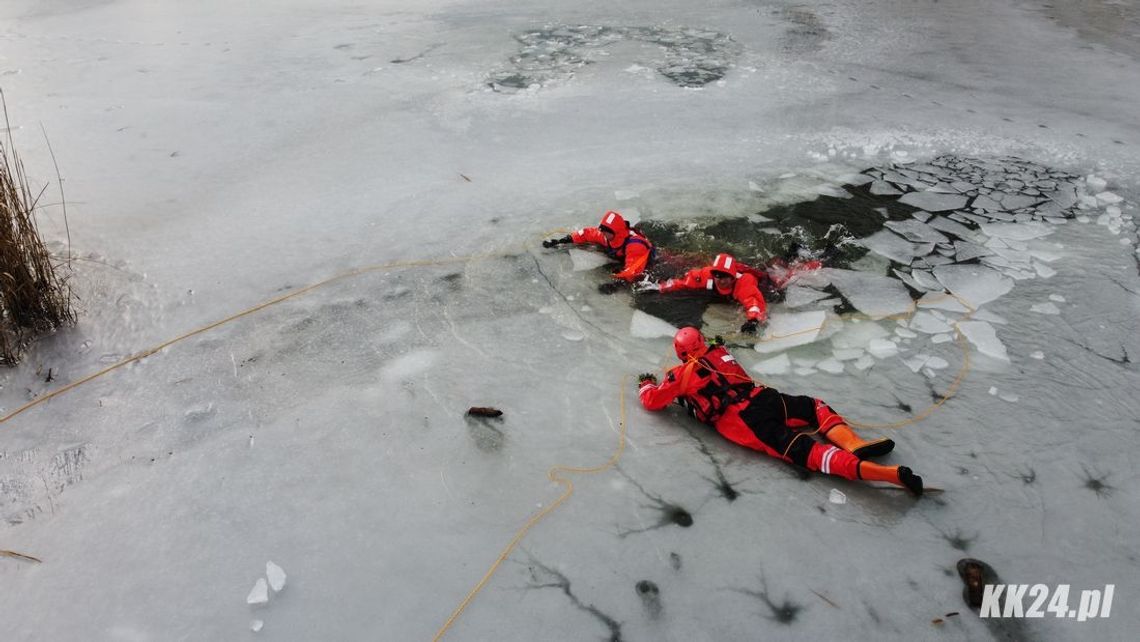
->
[[674, 326, 708, 361], [598, 210, 629, 247], [711, 253, 738, 277]]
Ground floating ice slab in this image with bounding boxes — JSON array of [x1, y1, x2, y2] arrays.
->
[[755, 310, 827, 354], [884, 219, 949, 244], [867, 338, 899, 359], [1030, 302, 1060, 315], [266, 562, 287, 592], [630, 310, 677, 338], [823, 269, 913, 319], [830, 320, 889, 350], [247, 578, 269, 605], [926, 356, 949, 369], [783, 285, 832, 308], [753, 353, 791, 376], [853, 354, 875, 370], [832, 347, 865, 361], [1095, 191, 1123, 205], [568, 248, 613, 271], [958, 320, 1009, 362], [931, 333, 953, 344], [898, 191, 968, 211], [932, 264, 1013, 308], [869, 180, 901, 196], [909, 311, 953, 334], [916, 291, 969, 313], [860, 230, 933, 264], [817, 358, 845, 374], [978, 222, 1054, 241]]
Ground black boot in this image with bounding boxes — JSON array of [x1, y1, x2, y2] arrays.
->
[[897, 466, 923, 497]]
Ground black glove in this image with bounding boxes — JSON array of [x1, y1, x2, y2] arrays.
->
[[542, 235, 572, 249], [740, 319, 760, 335], [598, 281, 622, 294], [638, 372, 658, 385]]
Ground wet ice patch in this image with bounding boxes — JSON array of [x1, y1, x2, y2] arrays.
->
[[380, 350, 439, 383], [487, 25, 741, 92]]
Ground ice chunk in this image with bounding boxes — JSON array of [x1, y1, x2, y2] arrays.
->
[[783, 285, 832, 308], [1033, 262, 1057, 278], [853, 354, 875, 370], [971, 194, 1002, 212], [931, 333, 953, 344], [971, 309, 1008, 325], [830, 320, 889, 350], [895, 327, 917, 338], [908, 311, 953, 334], [568, 248, 613, 271], [1030, 302, 1060, 315], [629, 310, 677, 338], [1085, 175, 1107, 192], [266, 562, 287, 592], [753, 353, 791, 376], [898, 191, 968, 211], [999, 392, 1019, 403], [1030, 350, 1045, 359], [561, 330, 586, 342], [755, 311, 827, 354], [928, 216, 985, 243], [794, 367, 817, 376], [861, 229, 934, 264], [884, 219, 949, 244], [989, 386, 998, 396], [952, 241, 992, 262], [926, 356, 949, 369], [1095, 191, 1123, 205], [903, 355, 929, 372], [832, 347, 865, 361], [867, 338, 899, 359], [816, 358, 845, 374], [978, 222, 1054, 241], [251, 620, 264, 633], [824, 269, 913, 319], [247, 578, 269, 605], [869, 180, 901, 196], [958, 320, 1009, 362], [1048, 294, 1065, 302], [892, 269, 934, 293], [828, 489, 847, 504], [932, 264, 1013, 308]]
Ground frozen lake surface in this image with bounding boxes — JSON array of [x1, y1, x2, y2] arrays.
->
[[2, 0, 1139, 640]]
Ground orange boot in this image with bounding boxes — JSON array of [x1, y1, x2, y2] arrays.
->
[[858, 461, 923, 496], [825, 424, 895, 459]]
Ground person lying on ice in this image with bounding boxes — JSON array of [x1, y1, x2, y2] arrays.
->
[[634, 252, 769, 335], [542, 210, 655, 294], [638, 326, 924, 495]]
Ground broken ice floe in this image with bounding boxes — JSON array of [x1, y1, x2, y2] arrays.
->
[[932, 264, 1013, 309], [630, 310, 678, 338], [957, 321, 1009, 363], [266, 562, 287, 593], [755, 311, 826, 354], [247, 578, 269, 605], [783, 285, 832, 308], [823, 269, 912, 319], [753, 353, 791, 376]]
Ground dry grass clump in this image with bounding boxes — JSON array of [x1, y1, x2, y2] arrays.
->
[[1, 91, 74, 365]]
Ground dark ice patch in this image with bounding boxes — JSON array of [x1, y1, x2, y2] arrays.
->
[[635, 580, 662, 619]]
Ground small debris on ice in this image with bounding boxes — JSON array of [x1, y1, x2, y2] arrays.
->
[[958, 321, 1010, 362], [266, 562, 287, 592], [999, 392, 1019, 403], [251, 620, 264, 633], [988, 386, 998, 396], [1029, 351, 1045, 360], [467, 407, 503, 418], [1030, 302, 1060, 315], [867, 338, 899, 359], [1048, 294, 1065, 303], [829, 489, 847, 504], [931, 333, 953, 344], [247, 578, 269, 605]]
